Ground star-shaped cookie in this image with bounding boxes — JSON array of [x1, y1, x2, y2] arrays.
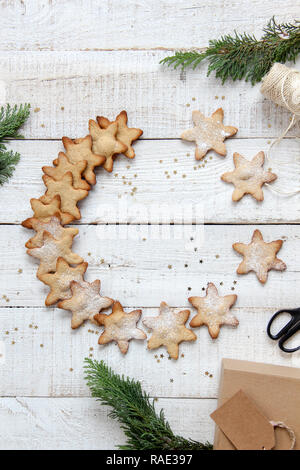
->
[[189, 283, 238, 339], [38, 257, 88, 306], [23, 215, 78, 249], [97, 110, 143, 159], [62, 135, 105, 185], [43, 153, 90, 191], [58, 280, 114, 329], [143, 302, 196, 360], [181, 108, 238, 160], [22, 195, 75, 226], [94, 301, 146, 354], [41, 172, 89, 220], [233, 229, 286, 284], [221, 151, 277, 201], [89, 119, 128, 172], [27, 231, 83, 276]]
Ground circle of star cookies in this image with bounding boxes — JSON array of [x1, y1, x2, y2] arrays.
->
[[221, 151, 277, 201], [233, 229, 286, 284], [22, 108, 284, 358], [181, 108, 238, 160]]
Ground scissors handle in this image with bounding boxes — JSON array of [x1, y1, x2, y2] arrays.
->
[[267, 308, 300, 353], [278, 322, 300, 353], [267, 309, 295, 340]]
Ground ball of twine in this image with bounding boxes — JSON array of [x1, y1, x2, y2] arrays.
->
[[260, 63, 300, 196], [261, 63, 300, 117]]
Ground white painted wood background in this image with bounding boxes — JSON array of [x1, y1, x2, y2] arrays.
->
[[0, 0, 300, 450]]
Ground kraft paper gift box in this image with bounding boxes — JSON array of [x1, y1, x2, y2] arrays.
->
[[213, 359, 300, 450]]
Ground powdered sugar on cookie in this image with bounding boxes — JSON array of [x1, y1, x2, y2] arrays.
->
[[58, 280, 113, 329], [181, 108, 238, 160], [143, 302, 196, 360], [38, 258, 88, 306], [189, 283, 238, 339], [23, 215, 78, 249], [233, 229, 286, 284], [95, 301, 146, 354], [27, 231, 83, 276], [221, 151, 277, 201]]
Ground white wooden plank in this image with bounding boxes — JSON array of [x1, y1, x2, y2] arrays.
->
[[1, 224, 299, 308], [0, 0, 298, 51], [0, 305, 299, 398], [0, 397, 215, 450], [3, 138, 300, 224], [1, 51, 299, 139]]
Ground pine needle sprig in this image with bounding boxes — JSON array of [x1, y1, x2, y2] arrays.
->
[[160, 17, 300, 84], [0, 103, 30, 186], [0, 149, 21, 186], [84, 358, 212, 451], [0, 104, 30, 141]]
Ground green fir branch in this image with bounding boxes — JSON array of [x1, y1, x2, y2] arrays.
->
[[0, 149, 20, 186], [160, 17, 300, 84], [84, 358, 212, 451], [0, 103, 30, 185]]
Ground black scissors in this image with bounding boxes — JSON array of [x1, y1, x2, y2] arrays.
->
[[267, 308, 300, 353]]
